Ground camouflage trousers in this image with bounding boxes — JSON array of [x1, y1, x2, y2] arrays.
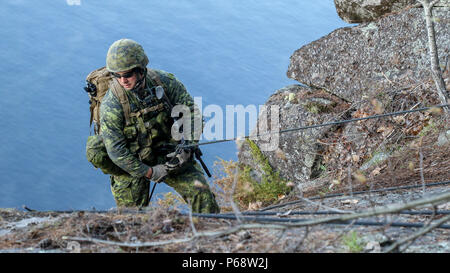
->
[[110, 161, 220, 213]]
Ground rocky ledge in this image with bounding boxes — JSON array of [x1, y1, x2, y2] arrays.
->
[[238, 1, 449, 196]]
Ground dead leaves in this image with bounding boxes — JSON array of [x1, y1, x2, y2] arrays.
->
[[370, 167, 382, 177], [352, 154, 360, 163], [286, 182, 295, 188], [428, 107, 443, 115], [402, 111, 432, 136], [408, 161, 415, 172], [328, 179, 341, 190], [341, 199, 359, 205], [247, 201, 262, 211], [392, 115, 406, 125], [352, 171, 367, 184], [371, 99, 384, 114], [376, 125, 394, 138], [275, 148, 287, 161], [302, 96, 443, 198], [354, 101, 434, 138]]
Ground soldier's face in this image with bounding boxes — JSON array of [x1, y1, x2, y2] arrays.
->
[[113, 69, 138, 90]]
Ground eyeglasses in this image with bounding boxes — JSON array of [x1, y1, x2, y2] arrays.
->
[[112, 70, 135, 79]]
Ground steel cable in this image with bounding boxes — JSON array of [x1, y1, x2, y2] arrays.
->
[[182, 103, 450, 148]]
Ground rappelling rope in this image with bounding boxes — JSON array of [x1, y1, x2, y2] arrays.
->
[[182, 103, 450, 148]]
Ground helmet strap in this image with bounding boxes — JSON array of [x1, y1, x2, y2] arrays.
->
[[131, 67, 146, 92]]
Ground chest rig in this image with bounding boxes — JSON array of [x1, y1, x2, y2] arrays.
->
[[110, 70, 175, 164]]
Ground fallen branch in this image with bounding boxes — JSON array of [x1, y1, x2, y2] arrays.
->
[[187, 201, 198, 236], [259, 180, 450, 211], [290, 226, 311, 252], [383, 214, 450, 253], [230, 167, 244, 223], [293, 190, 450, 227], [419, 146, 426, 194], [418, 0, 449, 115], [297, 197, 351, 214], [62, 191, 450, 248], [62, 223, 288, 248]]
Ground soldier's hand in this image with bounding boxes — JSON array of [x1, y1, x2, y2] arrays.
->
[[166, 149, 191, 169], [149, 164, 168, 182]]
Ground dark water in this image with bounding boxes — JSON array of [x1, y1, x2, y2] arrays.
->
[[0, 0, 350, 211]]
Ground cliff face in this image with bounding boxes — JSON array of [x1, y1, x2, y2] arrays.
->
[[238, 3, 449, 194], [334, 0, 417, 23], [287, 6, 449, 103]]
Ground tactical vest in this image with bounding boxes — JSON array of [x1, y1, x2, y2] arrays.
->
[[86, 68, 176, 175], [110, 73, 175, 165]]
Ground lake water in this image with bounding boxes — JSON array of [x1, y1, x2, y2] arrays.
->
[[0, 0, 350, 211]]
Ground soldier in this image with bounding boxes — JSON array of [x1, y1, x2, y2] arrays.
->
[[100, 38, 220, 213]]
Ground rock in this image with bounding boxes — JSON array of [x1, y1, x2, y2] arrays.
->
[[66, 241, 81, 253], [334, 0, 417, 23], [364, 241, 381, 253], [247, 201, 262, 211], [37, 238, 55, 250], [437, 130, 450, 146], [239, 4, 449, 199], [238, 231, 251, 241], [287, 7, 449, 103], [234, 242, 245, 251], [162, 219, 174, 233], [238, 85, 350, 192], [360, 151, 391, 171]]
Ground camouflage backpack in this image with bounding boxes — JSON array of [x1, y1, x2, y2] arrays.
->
[[84, 66, 113, 134], [84, 67, 167, 176]]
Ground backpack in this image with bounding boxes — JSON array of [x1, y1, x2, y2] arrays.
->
[[84, 66, 114, 135], [84, 67, 167, 176]]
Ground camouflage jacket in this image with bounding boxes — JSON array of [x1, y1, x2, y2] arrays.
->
[[100, 69, 200, 177]]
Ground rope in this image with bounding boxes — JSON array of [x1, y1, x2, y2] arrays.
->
[[183, 103, 450, 148], [23, 104, 449, 213]]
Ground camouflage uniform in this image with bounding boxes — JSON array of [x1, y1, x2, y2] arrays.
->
[[100, 68, 220, 213]]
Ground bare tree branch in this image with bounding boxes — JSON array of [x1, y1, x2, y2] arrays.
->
[[396, 206, 437, 252], [298, 190, 450, 227], [62, 223, 288, 248], [418, 0, 449, 115], [62, 191, 450, 249], [187, 202, 198, 236], [264, 229, 286, 253], [419, 146, 426, 195], [383, 214, 450, 253], [230, 166, 244, 223], [290, 226, 311, 252], [298, 197, 352, 214]]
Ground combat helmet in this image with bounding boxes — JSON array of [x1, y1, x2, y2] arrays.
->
[[106, 39, 149, 73]]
